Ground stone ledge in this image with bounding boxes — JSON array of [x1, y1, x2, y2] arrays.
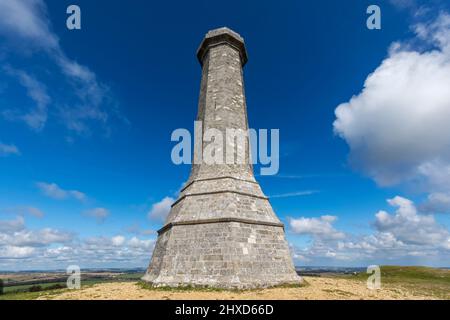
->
[[157, 217, 285, 235], [171, 190, 268, 208], [180, 176, 258, 192]]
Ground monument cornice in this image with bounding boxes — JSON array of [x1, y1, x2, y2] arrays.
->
[[197, 30, 248, 66], [180, 176, 258, 193], [171, 190, 268, 208], [157, 217, 284, 235]]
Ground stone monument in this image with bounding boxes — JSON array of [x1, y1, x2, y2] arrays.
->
[[142, 27, 301, 289]]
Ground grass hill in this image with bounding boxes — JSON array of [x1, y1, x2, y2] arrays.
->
[[345, 265, 450, 299], [1, 265, 449, 300]]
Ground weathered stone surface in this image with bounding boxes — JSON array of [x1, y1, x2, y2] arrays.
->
[[143, 222, 299, 289], [142, 27, 301, 289]]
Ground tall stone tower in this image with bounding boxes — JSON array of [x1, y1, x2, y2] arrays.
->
[[142, 27, 301, 289]]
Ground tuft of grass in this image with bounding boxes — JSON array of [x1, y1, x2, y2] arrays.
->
[[137, 280, 307, 293], [138, 281, 233, 292], [272, 281, 309, 289]]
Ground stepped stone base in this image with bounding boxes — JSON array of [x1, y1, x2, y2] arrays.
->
[[142, 221, 301, 289]]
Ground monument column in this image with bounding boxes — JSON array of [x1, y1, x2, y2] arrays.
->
[[190, 27, 253, 181], [143, 27, 301, 289]]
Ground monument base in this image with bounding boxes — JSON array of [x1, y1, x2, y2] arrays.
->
[[142, 220, 302, 289]]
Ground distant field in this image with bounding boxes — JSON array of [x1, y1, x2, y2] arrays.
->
[[1, 266, 448, 300], [0, 271, 145, 300]]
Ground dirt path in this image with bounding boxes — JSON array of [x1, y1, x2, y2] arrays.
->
[[40, 277, 435, 300]]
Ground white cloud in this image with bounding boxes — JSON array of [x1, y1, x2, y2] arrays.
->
[[4, 206, 45, 218], [125, 223, 155, 236], [127, 236, 154, 248], [36, 182, 66, 199], [290, 196, 450, 265], [0, 216, 155, 269], [374, 196, 450, 247], [421, 192, 450, 214], [0, 142, 20, 156], [148, 197, 174, 221], [0, 216, 72, 249], [111, 235, 125, 246], [0, 0, 58, 50], [55, 52, 112, 135], [25, 206, 44, 218], [333, 13, 450, 193], [0, 245, 35, 259], [59, 235, 155, 267], [270, 190, 319, 198], [70, 190, 87, 201], [11, 228, 73, 247], [0, 216, 25, 233], [289, 215, 346, 240], [0, 0, 122, 135], [36, 182, 87, 201], [2, 65, 50, 130], [84, 207, 110, 223]]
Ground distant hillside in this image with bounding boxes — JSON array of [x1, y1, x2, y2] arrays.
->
[[348, 265, 450, 299], [353, 265, 450, 282]]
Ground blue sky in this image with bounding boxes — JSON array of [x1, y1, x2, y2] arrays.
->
[[1, 0, 450, 270]]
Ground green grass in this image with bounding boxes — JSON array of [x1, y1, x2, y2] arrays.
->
[[114, 272, 144, 281], [3, 267, 447, 299], [137, 280, 307, 293], [0, 272, 147, 300], [0, 278, 123, 300], [4, 282, 67, 294], [336, 265, 450, 299], [138, 281, 232, 292], [0, 288, 67, 300]]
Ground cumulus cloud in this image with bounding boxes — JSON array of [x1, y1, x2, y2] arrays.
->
[[0, 246, 36, 259], [84, 207, 110, 223], [0, 0, 123, 135], [0, 142, 20, 156], [11, 228, 73, 247], [374, 196, 450, 247], [289, 215, 346, 240], [334, 12, 450, 214], [0, 216, 25, 233], [421, 192, 450, 214], [148, 197, 174, 221], [111, 235, 125, 246], [0, 216, 72, 249], [0, 216, 155, 269], [60, 235, 154, 268], [290, 196, 450, 265], [36, 182, 87, 201]]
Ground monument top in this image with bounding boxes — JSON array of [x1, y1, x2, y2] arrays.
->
[[197, 27, 248, 66]]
